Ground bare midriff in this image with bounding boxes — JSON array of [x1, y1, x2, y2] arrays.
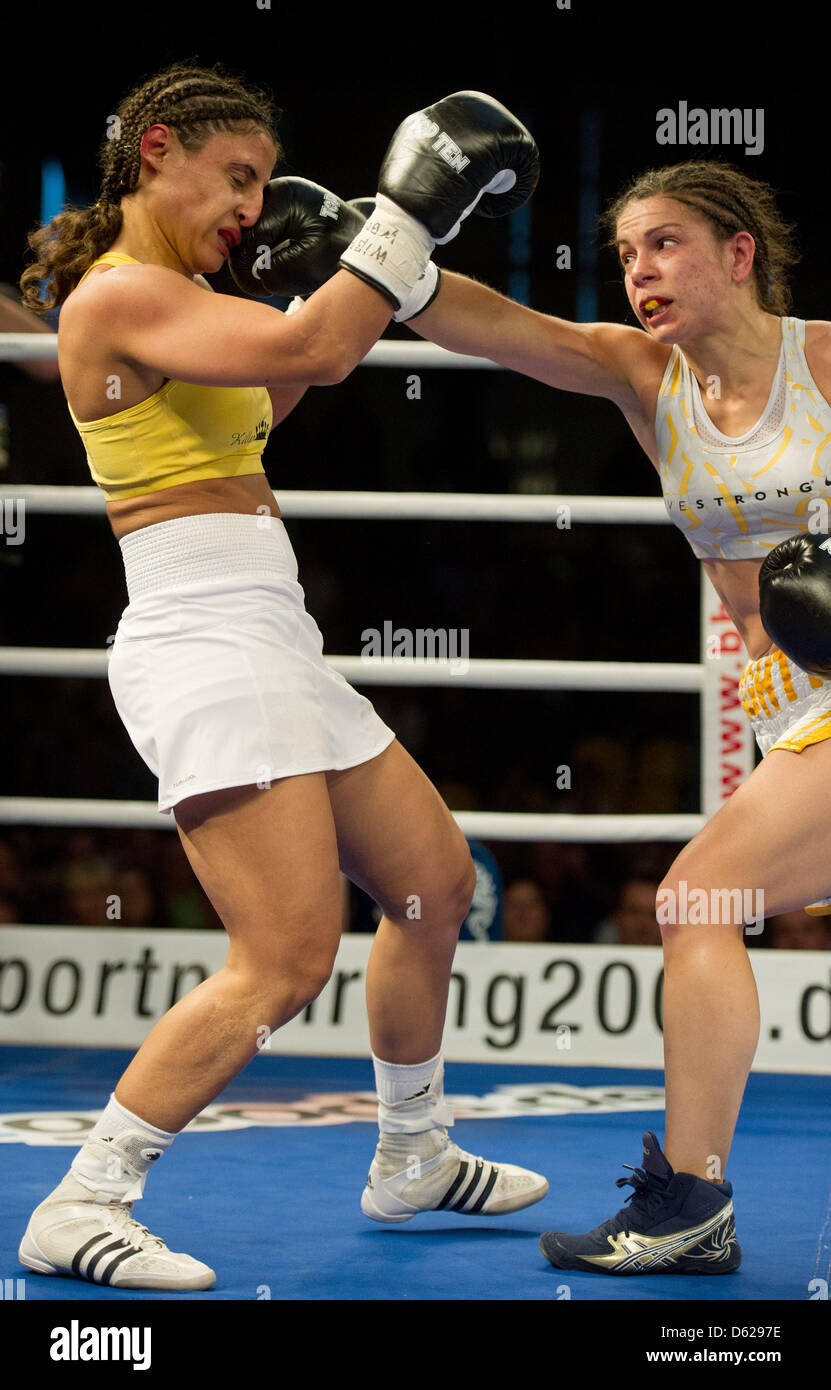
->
[[701, 556, 773, 663], [105, 473, 281, 542]]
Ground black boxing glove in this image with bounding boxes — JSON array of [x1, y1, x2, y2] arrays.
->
[[231, 182, 441, 322], [229, 177, 366, 299], [339, 91, 539, 309], [758, 533, 831, 677], [378, 90, 539, 242]]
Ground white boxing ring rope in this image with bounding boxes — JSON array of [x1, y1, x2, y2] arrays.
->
[[0, 332, 757, 841]]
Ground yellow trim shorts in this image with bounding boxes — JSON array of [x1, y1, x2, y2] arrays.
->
[[739, 646, 831, 756], [107, 512, 396, 814]]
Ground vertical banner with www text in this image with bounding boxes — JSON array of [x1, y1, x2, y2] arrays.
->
[[700, 571, 756, 818]]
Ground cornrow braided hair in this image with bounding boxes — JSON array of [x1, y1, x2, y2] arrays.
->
[[599, 160, 801, 317], [20, 60, 282, 313]]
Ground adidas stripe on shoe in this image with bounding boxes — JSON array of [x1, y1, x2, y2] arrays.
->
[[19, 1171, 215, 1291], [361, 1133, 548, 1223]]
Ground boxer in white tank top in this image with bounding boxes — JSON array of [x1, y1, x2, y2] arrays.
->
[[658, 316, 831, 759], [403, 160, 831, 1277], [658, 315, 831, 561]]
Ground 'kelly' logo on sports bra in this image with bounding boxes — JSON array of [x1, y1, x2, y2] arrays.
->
[[230, 419, 270, 447]]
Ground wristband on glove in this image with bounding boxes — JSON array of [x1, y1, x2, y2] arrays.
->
[[339, 193, 435, 311], [393, 261, 442, 323]]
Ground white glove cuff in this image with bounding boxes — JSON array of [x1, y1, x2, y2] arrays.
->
[[393, 260, 440, 323], [340, 192, 435, 310]]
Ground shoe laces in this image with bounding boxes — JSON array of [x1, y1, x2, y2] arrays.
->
[[600, 1164, 669, 1240], [103, 1200, 166, 1253]]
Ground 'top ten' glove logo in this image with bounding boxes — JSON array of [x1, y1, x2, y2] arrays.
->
[[318, 193, 340, 221], [406, 113, 471, 175]]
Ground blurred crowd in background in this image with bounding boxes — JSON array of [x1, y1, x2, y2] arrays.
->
[[0, 827, 827, 950]]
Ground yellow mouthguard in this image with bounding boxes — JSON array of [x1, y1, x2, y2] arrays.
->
[[644, 299, 661, 311]]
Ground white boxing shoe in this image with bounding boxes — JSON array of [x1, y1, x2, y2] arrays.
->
[[19, 1161, 215, 1291], [361, 1130, 549, 1224]]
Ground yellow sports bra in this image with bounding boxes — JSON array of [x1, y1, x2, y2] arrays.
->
[[66, 253, 273, 501]]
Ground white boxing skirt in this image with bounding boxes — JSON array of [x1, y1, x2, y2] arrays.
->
[[107, 512, 396, 815]]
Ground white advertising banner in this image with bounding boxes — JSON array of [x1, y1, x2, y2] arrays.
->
[[1, 928, 829, 1074]]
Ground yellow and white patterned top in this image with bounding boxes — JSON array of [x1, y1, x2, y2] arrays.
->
[[656, 317, 831, 559]]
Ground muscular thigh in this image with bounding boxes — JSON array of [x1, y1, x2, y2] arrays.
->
[[666, 738, 831, 916], [325, 740, 475, 918], [173, 775, 343, 967]]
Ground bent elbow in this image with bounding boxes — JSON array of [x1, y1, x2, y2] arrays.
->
[[279, 317, 355, 386], [309, 348, 353, 387]]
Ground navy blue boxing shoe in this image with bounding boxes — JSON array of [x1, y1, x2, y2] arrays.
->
[[539, 1132, 740, 1275]]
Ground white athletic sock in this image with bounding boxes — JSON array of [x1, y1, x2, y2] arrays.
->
[[373, 1052, 454, 1157], [88, 1093, 178, 1146], [372, 1051, 442, 1106], [70, 1093, 177, 1202]]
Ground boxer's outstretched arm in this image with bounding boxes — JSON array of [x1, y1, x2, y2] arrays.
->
[[0, 290, 61, 383], [409, 270, 652, 411]]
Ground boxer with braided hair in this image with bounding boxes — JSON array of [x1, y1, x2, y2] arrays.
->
[[401, 158, 822, 1275], [22, 63, 282, 312], [18, 64, 547, 1290]]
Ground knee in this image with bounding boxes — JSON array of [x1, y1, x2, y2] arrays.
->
[[656, 865, 707, 945], [228, 941, 337, 1018], [656, 872, 682, 945], [457, 854, 478, 924], [656, 867, 750, 945], [278, 959, 335, 1014], [382, 847, 476, 933], [657, 840, 707, 944], [440, 849, 478, 932]]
